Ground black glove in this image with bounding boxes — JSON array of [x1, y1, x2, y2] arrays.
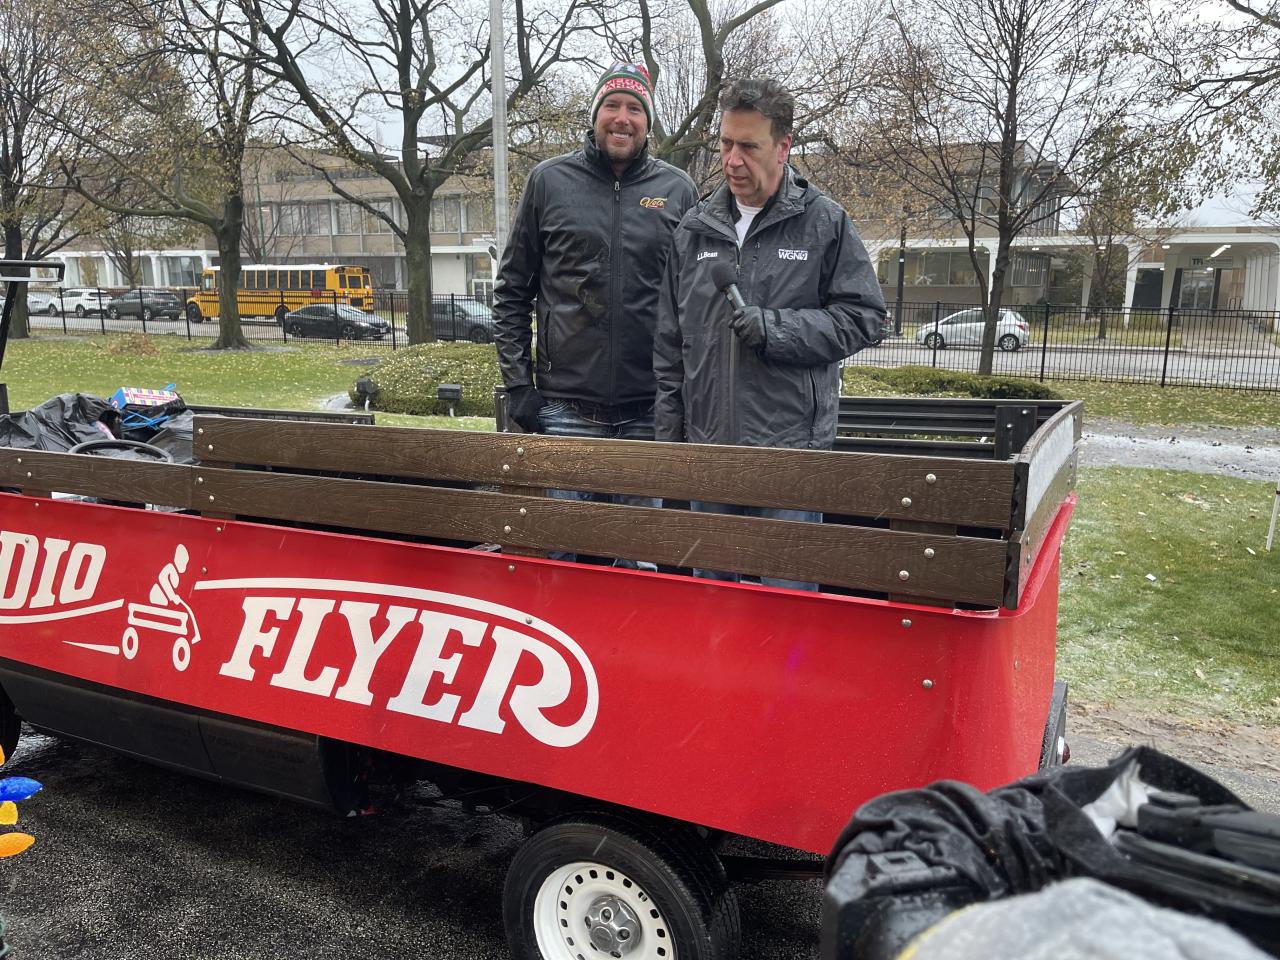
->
[[506, 385, 547, 433], [730, 306, 769, 351]]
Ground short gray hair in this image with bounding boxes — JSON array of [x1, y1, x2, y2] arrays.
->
[[718, 79, 794, 141]]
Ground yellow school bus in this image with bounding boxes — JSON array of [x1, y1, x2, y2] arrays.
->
[[185, 263, 375, 323]]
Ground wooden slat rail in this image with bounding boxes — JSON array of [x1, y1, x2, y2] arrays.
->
[[0, 446, 1008, 604], [190, 468, 1009, 604], [838, 398, 1069, 439], [194, 417, 1019, 529]]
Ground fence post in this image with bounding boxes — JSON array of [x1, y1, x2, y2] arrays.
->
[[1039, 303, 1050, 382], [138, 287, 147, 334], [390, 290, 398, 350], [1160, 302, 1176, 388], [59, 289, 67, 334], [450, 292, 456, 340], [183, 288, 192, 341], [931, 301, 941, 366], [98, 288, 106, 335]]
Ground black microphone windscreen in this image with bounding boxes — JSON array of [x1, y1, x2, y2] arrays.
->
[[709, 262, 738, 293]]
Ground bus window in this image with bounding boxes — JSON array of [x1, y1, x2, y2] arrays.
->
[[289, 270, 301, 289], [203, 273, 216, 291], [312, 270, 325, 289], [236, 272, 246, 289], [266, 271, 277, 289]]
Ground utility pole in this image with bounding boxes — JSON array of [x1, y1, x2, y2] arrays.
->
[[490, 0, 510, 266]]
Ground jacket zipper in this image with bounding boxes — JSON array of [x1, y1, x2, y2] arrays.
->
[[609, 178, 621, 406]]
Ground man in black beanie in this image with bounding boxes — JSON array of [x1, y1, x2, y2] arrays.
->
[[494, 62, 696, 444]]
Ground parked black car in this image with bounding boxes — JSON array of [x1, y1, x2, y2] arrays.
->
[[105, 288, 184, 322], [431, 298, 496, 343], [283, 304, 391, 340]]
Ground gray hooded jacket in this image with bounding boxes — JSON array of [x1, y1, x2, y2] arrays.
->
[[654, 168, 886, 448]]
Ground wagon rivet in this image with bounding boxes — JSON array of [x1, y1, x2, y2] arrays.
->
[[902, 619, 912, 628], [925, 473, 937, 484], [216, 526, 223, 532], [503, 525, 512, 534], [516, 447, 525, 456], [1014, 659, 1020, 670], [201, 567, 207, 574], [525, 616, 533, 625], [898, 570, 910, 581], [507, 565, 516, 573], [25, 472, 31, 479], [208, 495, 215, 502], [519, 507, 527, 516], [901, 497, 912, 507], [922, 679, 934, 689], [924, 548, 935, 559], [14, 458, 20, 464], [207, 444, 214, 451], [502, 464, 511, 473], [197, 428, 204, 435], [196, 476, 204, 484]]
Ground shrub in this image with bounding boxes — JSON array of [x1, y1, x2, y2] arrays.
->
[[350, 343, 503, 416], [844, 365, 1062, 400]]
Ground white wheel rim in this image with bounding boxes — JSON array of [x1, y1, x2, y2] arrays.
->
[[533, 860, 675, 960]]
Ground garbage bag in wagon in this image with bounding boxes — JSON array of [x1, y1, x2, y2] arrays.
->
[[0, 393, 117, 452]]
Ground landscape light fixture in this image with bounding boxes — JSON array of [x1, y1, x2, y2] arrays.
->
[[1209, 244, 1231, 258], [438, 383, 463, 417]]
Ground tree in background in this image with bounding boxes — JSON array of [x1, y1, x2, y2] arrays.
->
[[239, 0, 609, 343], [866, 0, 1177, 373], [0, 0, 96, 339], [64, 0, 269, 348], [98, 214, 205, 289]]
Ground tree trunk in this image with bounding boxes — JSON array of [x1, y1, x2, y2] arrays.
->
[[402, 190, 437, 345], [211, 195, 250, 350], [979, 245, 1010, 375], [3, 227, 30, 341]]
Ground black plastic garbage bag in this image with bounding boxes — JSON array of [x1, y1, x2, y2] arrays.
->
[[143, 409, 195, 465], [0, 393, 118, 451], [822, 746, 1280, 959]]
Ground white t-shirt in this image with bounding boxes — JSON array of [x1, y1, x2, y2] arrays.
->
[[735, 203, 763, 246]]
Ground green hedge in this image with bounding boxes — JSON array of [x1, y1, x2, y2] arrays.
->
[[350, 343, 503, 416], [843, 364, 1063, 400]]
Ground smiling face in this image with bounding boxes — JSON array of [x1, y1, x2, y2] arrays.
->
[[719, 108, 792, 208], [594, 92, 649, 175]]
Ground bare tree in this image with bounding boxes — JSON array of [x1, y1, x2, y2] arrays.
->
[[64, 0, 270, 348], [239, 0, 605, 343], [869, 0, 1174, 373], [0, 0, 96, 339], [98, 213, 204, 287]]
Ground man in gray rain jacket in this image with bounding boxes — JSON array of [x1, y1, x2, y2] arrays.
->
[[654, 77, 886, 587]]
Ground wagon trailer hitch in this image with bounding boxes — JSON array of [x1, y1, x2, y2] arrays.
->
[[0, 260, 66, 415]]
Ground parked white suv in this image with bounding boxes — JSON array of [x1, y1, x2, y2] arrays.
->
[[26, 290, 61, 315], [916, 308, 1030, 352], [58, 288, 110, 318]]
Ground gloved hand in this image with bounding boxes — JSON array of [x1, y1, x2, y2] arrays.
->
[[730, 306, 769, 351], [506, 385, 547, 433]]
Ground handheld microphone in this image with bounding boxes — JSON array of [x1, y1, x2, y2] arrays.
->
[[709, 262, 746, 312]]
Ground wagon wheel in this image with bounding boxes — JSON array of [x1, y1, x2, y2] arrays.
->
[[504, 812, 740, 960]]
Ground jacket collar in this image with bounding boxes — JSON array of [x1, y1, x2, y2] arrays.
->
[[702, 164, 808, 235], [583, 130, 652, 182]]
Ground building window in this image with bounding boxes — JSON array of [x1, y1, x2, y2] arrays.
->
[[1010, 253, 1048, 287], [305, 202, 331, 235], [363, 200, 394, 234], [464, 195, 494, 233], [278, 204, 304, 235], [431, 197, 461, 233], [336, 203, 361, 235]]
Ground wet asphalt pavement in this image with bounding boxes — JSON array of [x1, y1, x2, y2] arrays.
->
[[2, 730, 822, 960]]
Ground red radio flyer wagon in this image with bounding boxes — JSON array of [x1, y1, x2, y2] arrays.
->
[[0, 397, 1080, 960]]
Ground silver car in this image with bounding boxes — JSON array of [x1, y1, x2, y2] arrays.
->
[[916, 308, 1030, 352]]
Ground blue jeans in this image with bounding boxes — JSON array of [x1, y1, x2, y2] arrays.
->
[[538, 399, 659, 571], [689, 501, 822, 591]]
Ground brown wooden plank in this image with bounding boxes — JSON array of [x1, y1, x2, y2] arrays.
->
[[194, 466, 1009, 604], [194, 416, 1017, 528], [888, 519, 960, 607], [1006, 450, 1078, 608], [0, 449, 194, 508]]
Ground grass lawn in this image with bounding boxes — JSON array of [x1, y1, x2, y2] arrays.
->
[[1059, 467, 1280, 725]]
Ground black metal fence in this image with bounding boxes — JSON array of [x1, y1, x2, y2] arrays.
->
[[16, 288, 1280, 392], [849, 301, 1280, 392], [19, 288, 496, 347]]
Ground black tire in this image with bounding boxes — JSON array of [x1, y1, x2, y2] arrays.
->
[[504, 812, 740, 960], [107, 306, 120, 320], [923, 331, 944, 350], [275, 305, 288, 324], [46, 304, 59, 316], [75, 305, 86, 318], [0, 686, 20, 765], [340, 323, 356, 339], [999, 333, 1021, 352], [187, 304, 203, 324], [468, 326, 491, 344], [142, 307, 154, 323]]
